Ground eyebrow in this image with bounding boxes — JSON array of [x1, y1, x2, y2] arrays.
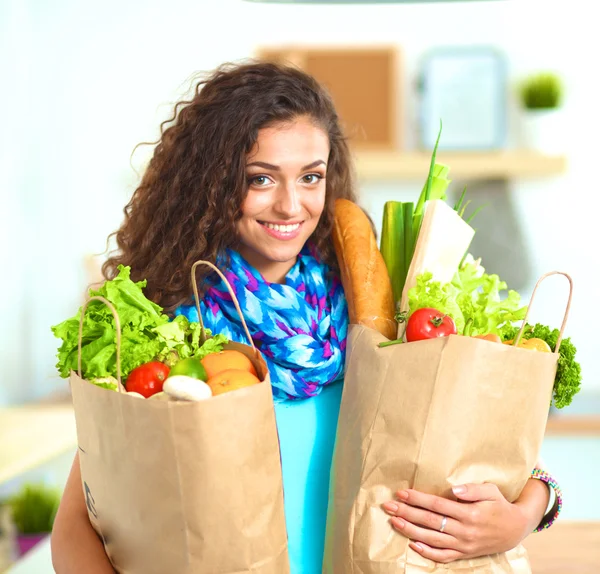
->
[[246, 159, 327, 171]]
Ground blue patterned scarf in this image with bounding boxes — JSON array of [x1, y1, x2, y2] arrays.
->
[[174, 246, 348, 401]]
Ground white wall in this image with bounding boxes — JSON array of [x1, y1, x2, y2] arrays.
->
[[2, 0, 598, 405]]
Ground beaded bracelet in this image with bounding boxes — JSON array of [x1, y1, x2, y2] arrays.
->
[[530, 467, 563, 532]]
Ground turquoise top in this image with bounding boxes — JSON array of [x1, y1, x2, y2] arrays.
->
[[174, 293, 345, 572], [274, 379, 343, 574]]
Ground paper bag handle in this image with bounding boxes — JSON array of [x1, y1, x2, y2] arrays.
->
[[513, 271, 573, 354], [78, 295, 123, 392], [191, 260, 257, 355]]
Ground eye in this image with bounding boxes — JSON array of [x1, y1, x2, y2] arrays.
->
[[302, 174, 324, 185], [248, 175, 272, 187]]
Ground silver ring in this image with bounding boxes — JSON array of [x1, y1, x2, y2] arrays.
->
[[439, 516, 448, 533]]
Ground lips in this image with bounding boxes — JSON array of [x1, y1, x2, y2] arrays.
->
[[258, 220, 304, 241], [260, 221, 302, 233]]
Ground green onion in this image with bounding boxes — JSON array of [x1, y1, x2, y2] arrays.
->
[[465, 204, 485, 224], [454, 185, 485, 225], [415, 120, 444, 213], [453, 186, 467, 212], [413, 121, 448, 242]]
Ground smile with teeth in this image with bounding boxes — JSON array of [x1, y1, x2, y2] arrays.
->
[[260, 221, 302, 233]]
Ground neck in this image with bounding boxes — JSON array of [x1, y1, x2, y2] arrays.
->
[[236, 248, 297, 284]]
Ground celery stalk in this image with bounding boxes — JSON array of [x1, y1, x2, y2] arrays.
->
[[380, 201, 405, 304], [402, 202, 414, 299]]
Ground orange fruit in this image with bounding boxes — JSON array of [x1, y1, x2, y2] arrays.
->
[[206, 369, 260, 396], [201, 350, 258, 379]]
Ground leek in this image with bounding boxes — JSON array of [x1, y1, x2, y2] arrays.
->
[[380, 121, 452, 308]]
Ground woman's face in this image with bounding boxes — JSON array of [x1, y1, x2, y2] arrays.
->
[[237, 116, 330, 283]]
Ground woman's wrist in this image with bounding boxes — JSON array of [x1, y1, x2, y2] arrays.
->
[[514, 477, 551, 536], [529, 467, 563, 531]]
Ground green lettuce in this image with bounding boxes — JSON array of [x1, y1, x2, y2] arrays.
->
[[52, 265, 227, 381], [89, 376, 119, 391], [407, 273, 465, 332], [153, 315, 228, 363], [407, 261, 527, 338]]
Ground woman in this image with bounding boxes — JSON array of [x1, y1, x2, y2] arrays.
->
[[51, 61, 560, 573]]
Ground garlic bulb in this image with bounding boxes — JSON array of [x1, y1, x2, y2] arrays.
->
[[163, 375, 212, 402]]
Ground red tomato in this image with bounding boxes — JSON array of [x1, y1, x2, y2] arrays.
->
[[405, 308, 457, 342], [125, 361, 170, 398]]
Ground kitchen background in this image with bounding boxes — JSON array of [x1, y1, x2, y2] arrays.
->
[[1, 0, 598, 571]]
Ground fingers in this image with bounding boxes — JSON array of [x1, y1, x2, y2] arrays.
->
[[390, 516, 459, 550], [451, 483, 502, 503], [393, 489, 467, 522], [409, 541, 465, 564], [383, 501, 460, 536]]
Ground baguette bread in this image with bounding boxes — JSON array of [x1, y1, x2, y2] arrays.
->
[[332, 198, 397, 340]]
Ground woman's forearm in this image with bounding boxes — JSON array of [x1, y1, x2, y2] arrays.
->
[[51, 519, 116, 574], [515, 477, 550, 534], [51, 453, 116, 574]]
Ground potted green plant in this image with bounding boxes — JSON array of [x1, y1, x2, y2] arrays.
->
[[8, 483, 60, 557], [0, 502, 16, 570], [518, 72, 565, 153]]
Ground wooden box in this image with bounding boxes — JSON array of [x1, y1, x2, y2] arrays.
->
[[256, 46, 401, 151]]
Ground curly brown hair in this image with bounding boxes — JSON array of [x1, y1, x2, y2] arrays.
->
[[103, 60, 358, 312]]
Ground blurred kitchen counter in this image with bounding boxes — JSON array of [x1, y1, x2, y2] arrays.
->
[[523, 521, 600, 573], [0, 403, 76, 486], [3, 522, 599, 573]]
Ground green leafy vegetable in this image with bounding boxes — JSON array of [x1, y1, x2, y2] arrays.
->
[[502, 323, 582, 409], [89, 376, 119, 391], [451, 261, 527, 339], [407, 260, 527, 338], [191, 333, 229, 359], [51, 265, 227, 381]]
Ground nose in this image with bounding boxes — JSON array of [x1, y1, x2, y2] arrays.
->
[[275, 180, 302, 217]]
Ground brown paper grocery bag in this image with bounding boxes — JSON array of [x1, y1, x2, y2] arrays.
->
[[70, 260, 290, 574], [323, 272, 572, 574]]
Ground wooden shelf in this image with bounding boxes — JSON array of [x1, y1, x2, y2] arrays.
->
[[545, 415, 600, 436], [354, 150, 567, 181], [0, 403, 77, 485]]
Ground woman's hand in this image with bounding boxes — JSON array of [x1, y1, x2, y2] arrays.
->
[[382, 480, 547, 564]]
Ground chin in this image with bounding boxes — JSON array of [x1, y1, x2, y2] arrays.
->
[[261, 245, 303, 264]]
